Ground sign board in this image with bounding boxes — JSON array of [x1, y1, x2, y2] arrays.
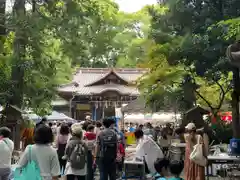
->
[[76, 104, 91, 110], [125, 132, 136, 145]]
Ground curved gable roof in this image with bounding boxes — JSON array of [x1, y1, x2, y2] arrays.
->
[[58, 68, 147, 96], [85, 69, 129, 86]]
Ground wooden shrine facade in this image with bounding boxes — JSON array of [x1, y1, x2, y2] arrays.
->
[[58, 68, 147, 120]]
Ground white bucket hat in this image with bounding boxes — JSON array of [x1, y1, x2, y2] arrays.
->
[[185, 123, 196, 130], [71, 123, 83, 138]]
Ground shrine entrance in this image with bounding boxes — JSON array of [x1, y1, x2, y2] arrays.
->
[[104, 107, 115, 117], [92, 90, 124, 119], [58, 68, 146, 120]]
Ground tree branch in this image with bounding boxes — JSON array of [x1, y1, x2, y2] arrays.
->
[[215, 78, 232, 110], [195, 90, 214, 111], [215, 80, 226, 110]]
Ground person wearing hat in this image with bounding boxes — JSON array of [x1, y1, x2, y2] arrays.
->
[[184, 123, 206, 180], [64, 123, 88, 180]]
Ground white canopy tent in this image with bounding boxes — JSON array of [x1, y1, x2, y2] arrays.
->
[[124, 112, 181, 125], [124, 114, 145, 123], [23, 111, 76, 124], [152, 113, 181, 125]]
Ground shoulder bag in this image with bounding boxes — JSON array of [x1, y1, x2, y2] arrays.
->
[[190, 135, 207, 166]]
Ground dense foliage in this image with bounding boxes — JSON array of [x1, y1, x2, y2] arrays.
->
[[1, 0, 240, 122], [0, 0, 150, 116], [139, 1, 240, 113]]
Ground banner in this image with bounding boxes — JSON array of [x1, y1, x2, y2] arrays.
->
[[125, 132, 136, 145]]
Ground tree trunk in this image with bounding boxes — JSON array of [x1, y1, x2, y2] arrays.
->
[[6, 0, 26, 150], [183, 75, 195, 110], [0, 0, 5, 36], [232, 67, 240, 138], [0, 0, 6, 53]]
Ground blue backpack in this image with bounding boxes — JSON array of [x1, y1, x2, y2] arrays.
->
[[14, 145, 42, 180]]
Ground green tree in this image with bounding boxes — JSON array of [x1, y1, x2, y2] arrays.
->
[[141, 1, 240, 112], [115, 7, 153, 67], [0, 0, 157, 120], [0, 0, 124, 149]]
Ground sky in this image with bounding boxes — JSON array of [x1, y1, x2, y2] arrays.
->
[[6, 0, 157, 13], [115, 0, 157, 13]]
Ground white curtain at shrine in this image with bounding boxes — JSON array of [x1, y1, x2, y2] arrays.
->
[[115, 108, 123, 118]]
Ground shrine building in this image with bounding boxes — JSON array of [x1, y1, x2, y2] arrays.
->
[[58, 68, 147, 120]]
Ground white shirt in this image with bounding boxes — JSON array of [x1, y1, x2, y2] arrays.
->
[[18, 144, 60, 180], [65, 161, 87, 176], [51, 125, 57, 134], [56, 126, 61, 136], [135, 135, 163, 173], [0, 138, 14, 168]]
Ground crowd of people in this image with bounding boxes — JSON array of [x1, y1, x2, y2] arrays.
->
[[0, 117, 209, 180]]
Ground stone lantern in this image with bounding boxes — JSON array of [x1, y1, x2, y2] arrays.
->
[[227, 41, 240, 67]]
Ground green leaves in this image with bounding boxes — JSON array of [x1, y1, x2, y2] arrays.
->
[[139, 0, 240, 112], [216, 18, 240, 40], [0, 0, 155, 115], [138, 43, 185, 110], [195, 72, 232, 109]]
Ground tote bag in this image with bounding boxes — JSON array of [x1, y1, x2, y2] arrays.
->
[[190, 135, 207, 167], [14, 145, 42, 180]]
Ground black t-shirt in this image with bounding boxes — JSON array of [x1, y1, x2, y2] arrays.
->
[[97, 128, 117, 161]]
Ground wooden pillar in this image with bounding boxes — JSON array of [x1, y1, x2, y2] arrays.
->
[[102, 104, 105, 118], [92, 104, 97, 121]]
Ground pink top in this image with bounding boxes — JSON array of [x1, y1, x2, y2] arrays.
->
[[56, 134, 69, 148]]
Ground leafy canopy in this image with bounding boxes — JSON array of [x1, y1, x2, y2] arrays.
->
[[139, 0, 240, 112]]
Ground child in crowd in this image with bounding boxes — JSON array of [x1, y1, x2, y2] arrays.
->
[[84, 124, 96, 180], [84, 125, 96, 143], [116, 137, 125, 177], [154, 159, 184, 180], [154, 158, 169, 179], [168, 160, 184, 180]]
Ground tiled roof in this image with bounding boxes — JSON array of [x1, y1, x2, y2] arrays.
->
[[58, 68, 147, 95]]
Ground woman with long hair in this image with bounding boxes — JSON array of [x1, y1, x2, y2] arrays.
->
[[56, 123, 70, 176], [184, 123, 207, 180]]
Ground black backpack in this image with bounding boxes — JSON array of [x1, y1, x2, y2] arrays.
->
[[99, 129, 117, 162]]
